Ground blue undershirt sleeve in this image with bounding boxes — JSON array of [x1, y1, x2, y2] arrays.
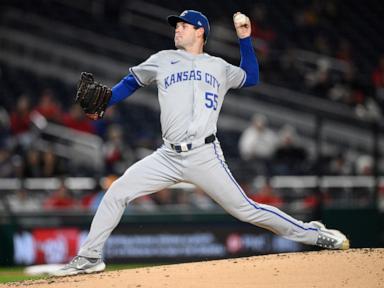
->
[[108, 74, 141, 107], [239, 37, 259, 87]]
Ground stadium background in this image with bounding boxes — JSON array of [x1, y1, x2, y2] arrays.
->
[[0, 0, 383, 273]]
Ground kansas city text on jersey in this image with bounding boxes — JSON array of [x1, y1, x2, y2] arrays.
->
[[164, 70, 221, 91]]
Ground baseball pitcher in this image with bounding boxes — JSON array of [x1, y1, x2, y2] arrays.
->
[[52, 10, 349, 276]]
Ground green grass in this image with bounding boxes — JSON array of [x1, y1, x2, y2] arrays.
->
[[0, 263, 159, 284], [0, 267, 39, 283]]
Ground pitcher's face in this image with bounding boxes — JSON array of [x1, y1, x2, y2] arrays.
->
[[174, 22, 203, 49]]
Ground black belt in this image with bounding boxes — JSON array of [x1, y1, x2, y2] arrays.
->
[[171, 134, 216, 153]]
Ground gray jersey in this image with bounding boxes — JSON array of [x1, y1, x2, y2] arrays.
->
[[129, 50, 246, 143]]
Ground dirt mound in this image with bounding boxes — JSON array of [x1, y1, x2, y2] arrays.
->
[[3, 248, 383, 288]]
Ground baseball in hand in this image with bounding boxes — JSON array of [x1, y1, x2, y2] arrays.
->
[[234, 13, 248, 26]]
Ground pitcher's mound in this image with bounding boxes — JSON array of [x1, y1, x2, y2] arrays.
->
[[4, 248, 384, 288]]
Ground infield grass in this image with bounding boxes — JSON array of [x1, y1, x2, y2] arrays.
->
[[0, 263, 159, 284]]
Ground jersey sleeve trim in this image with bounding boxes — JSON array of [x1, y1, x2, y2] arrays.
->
[[129, 67, 145, 87], [237, 69, 247, 89]]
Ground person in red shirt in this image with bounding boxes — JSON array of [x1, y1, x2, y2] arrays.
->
[[249, 180, 283, 208], [62, 104, 95, 134], [10, 94, 32, 135], [34, 89, 62, 122], [43, 180, 77, 210]]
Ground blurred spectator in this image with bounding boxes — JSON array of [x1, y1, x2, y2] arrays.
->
[[248, 179, 283, 208], [34, 88, 62, 122], [43, 180, 77, 210], [278, 46, 303, 89], [327, 64, 380, 120], [10, 94, 32, 135], [355, 154, 373, 176], [250, 4, 276, 61], [355, 96, 382, 121], [326, 152, 353, 175], [372, 54, 384, 107], [0, 147, 14, 177], [62, 104, 95, 134], [10, 94, 34, 147], [272, 125, 308, 175], [0, 142, 20, 177], [353, 154, 375, 205], [41, 148, 66, 177], [239, 114, 278, 176], [103, 124, 134, 175], [91, 105, 123, 139], [0, 107, 11, 148], [305, 58, 332, 97], [328, 64, 356, 105], [81, 189, 99, 210], [251, 4, 276, 42], [328, 80, 351, 104], [84, 175, 118, 211], [175, 189, 190, 207], [151, 188, 173, 205], [22, 144, 66, 178], [11, 155, 24, 178], [378, 184, 384, 212], [336, 39, 354, 63], [303, 193, 320, 210], [295, 4, 319, 29], [130, 195, 157, 211], [23, 148, 42, 177], [189, 187, 216, 210], [7, 188, 41, 212]]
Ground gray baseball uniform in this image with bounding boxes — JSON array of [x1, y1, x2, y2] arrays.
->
[[78, 49, 320, 259]]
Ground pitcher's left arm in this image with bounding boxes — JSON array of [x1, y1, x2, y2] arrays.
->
[[234, 12, 259, 87]]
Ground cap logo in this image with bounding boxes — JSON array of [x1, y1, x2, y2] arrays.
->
[[181, 11, 188, 16], [197, 21, 202, 26]]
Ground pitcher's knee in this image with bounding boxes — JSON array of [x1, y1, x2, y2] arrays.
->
[[222, 199, 257, 221], [104, 178, 141, 205], [103, 180, 127, 203], [227, 208, 254, 223]]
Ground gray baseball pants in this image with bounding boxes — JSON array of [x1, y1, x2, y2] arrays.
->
[[79, 141, 319, 258]]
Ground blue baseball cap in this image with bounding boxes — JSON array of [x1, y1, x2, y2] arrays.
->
[[167, 10, 210, 41]]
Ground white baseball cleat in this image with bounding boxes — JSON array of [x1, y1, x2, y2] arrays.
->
[[311, 221, 350, 250], [50, 256, 106, 277]]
